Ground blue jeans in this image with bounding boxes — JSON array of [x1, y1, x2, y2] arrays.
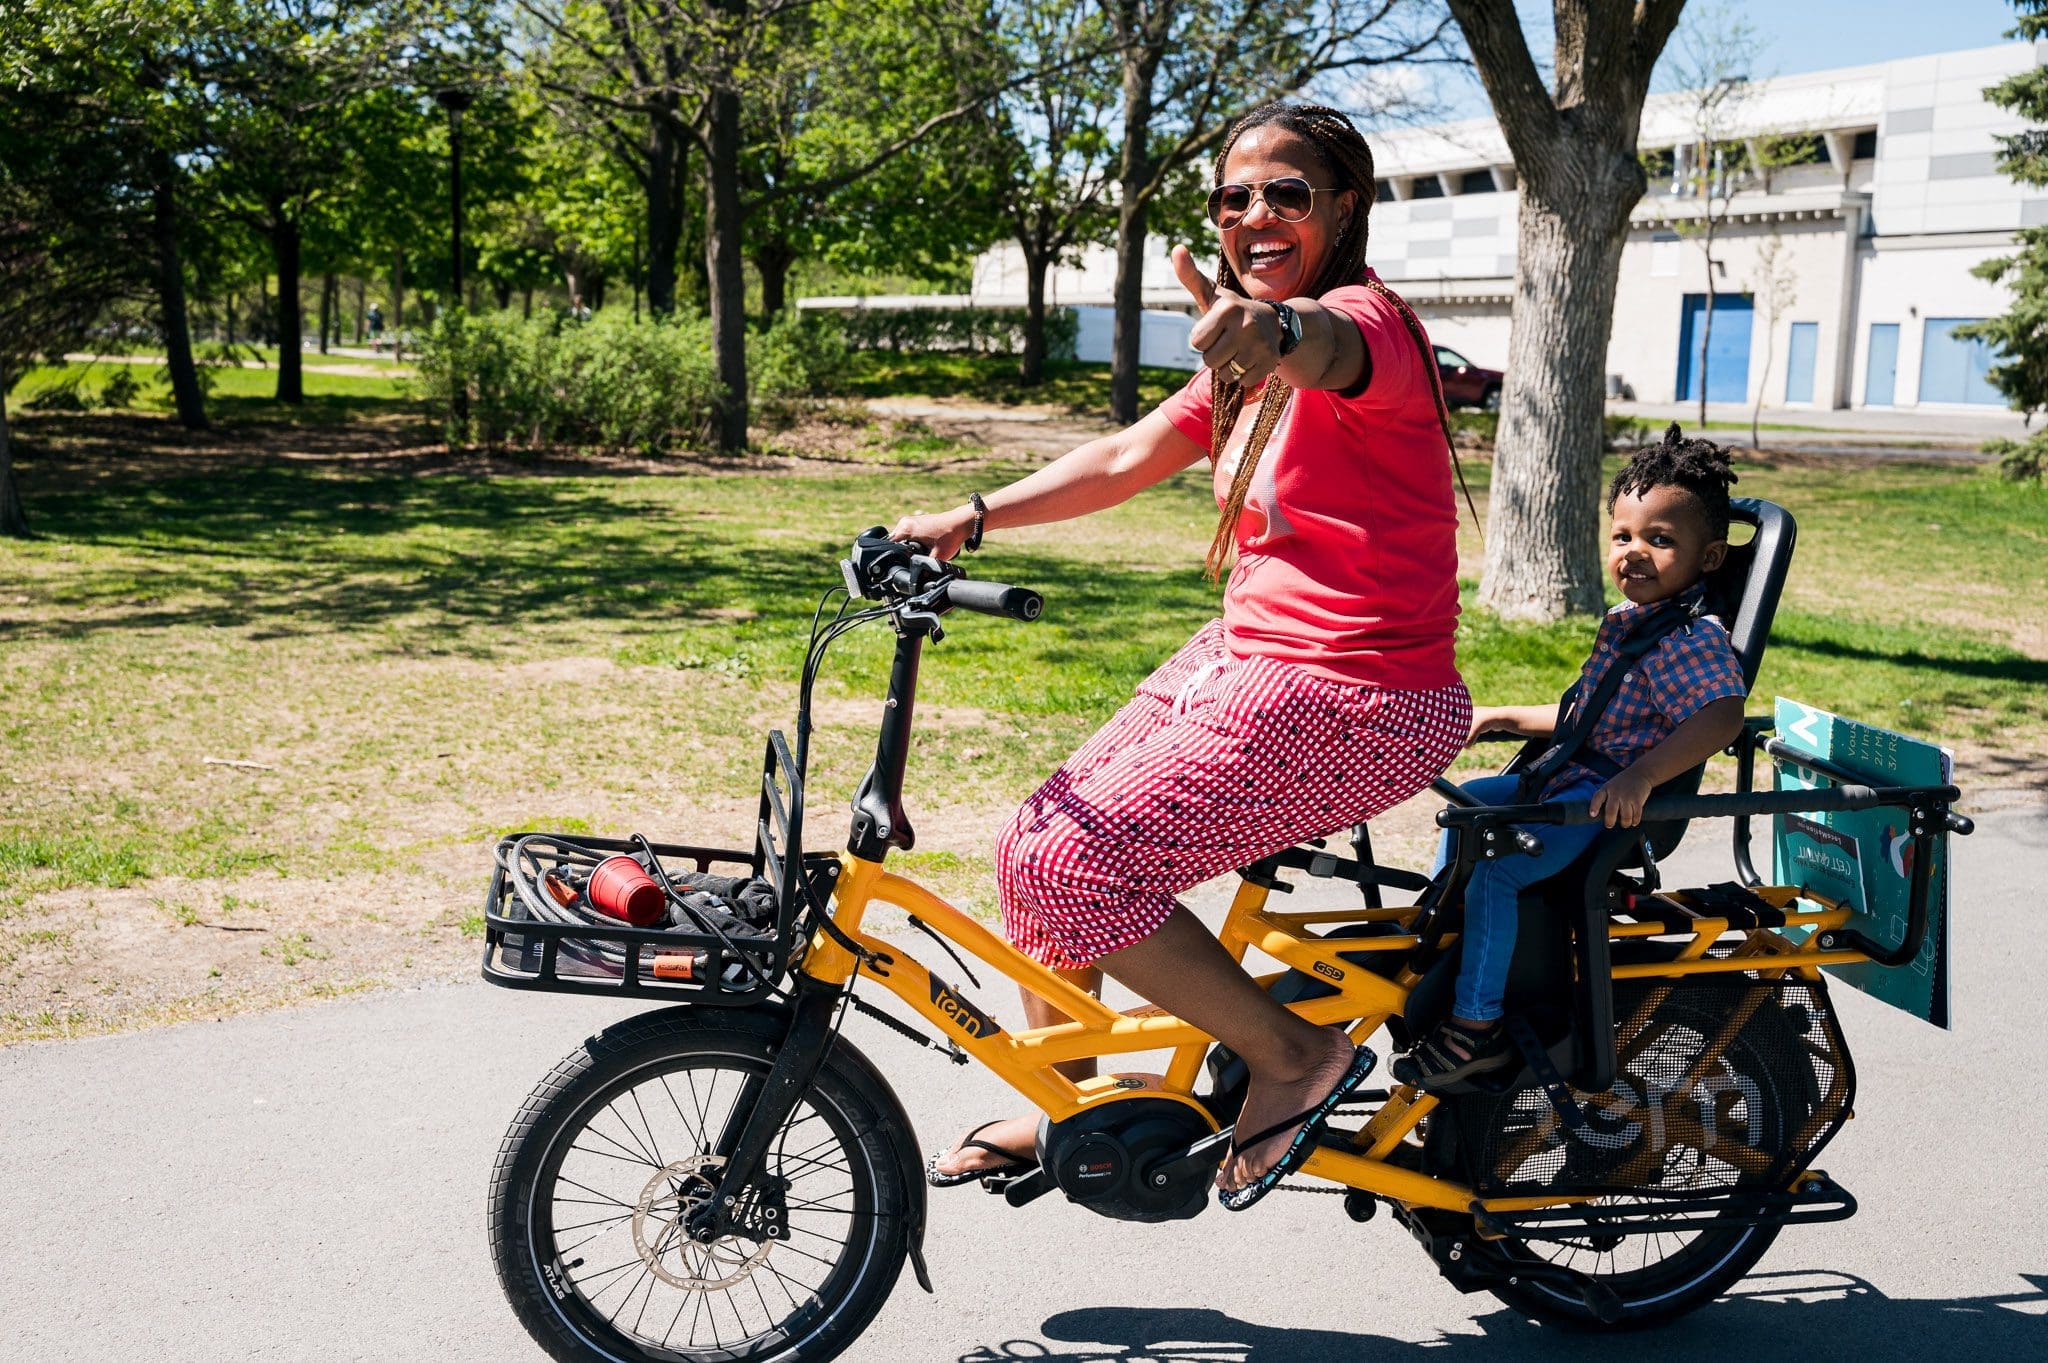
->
[[1430, 772, 1604, 1022]]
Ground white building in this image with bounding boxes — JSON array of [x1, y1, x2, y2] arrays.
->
[[950, 40, 2042, 409]]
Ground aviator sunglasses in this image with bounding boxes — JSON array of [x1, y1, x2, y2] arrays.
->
[[1205, 176, 1341, 230]]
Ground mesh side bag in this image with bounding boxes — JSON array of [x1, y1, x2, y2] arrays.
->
[[1448, 974, 1855, 1199]]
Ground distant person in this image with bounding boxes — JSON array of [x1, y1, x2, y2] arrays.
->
[[367, 303, 385, 346]]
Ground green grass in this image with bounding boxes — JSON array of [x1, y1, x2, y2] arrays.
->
[[12, 360, 413, 425], [1, 421, 2042, 909], [837, 351, 1195, 414]]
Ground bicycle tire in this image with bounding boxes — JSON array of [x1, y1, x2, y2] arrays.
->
[[1479, 995, 1803, 1330], [489, 1007, 913, 1363]]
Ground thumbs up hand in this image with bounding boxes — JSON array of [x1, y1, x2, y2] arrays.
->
[[1172, 244, 1284, 388]]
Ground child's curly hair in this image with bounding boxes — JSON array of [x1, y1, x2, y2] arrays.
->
[[1607, 422, 1739, 538]]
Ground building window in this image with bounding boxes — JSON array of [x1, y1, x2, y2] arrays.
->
[[1459, 169, 1498, 194], [1374, 179, 1396, 202], [1851, 129, 1878, 159], [1408, 175, 1445, 199]]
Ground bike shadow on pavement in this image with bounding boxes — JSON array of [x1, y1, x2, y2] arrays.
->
[[954, 1270, 2048, 1363]]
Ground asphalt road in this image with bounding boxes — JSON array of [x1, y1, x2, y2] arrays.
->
[[4, 807, 2045, 1363]]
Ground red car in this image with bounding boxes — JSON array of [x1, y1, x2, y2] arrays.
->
[[1433, 344, 1503, 411]]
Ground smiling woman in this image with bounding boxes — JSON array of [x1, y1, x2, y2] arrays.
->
[[891, 102, 1478, 1210]]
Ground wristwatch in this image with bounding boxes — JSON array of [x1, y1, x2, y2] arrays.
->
[[1269, 300, 1303, 357]]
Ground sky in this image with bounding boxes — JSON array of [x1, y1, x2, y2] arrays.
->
[[1356, 0, 2032, 127]]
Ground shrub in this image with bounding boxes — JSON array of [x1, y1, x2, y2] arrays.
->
[[1982, 431, 2048, 483], [750, 311, 850, 427], [810, 305, 1078, 359], [98, 366, 142, 409], [415, 308, 723, 453]]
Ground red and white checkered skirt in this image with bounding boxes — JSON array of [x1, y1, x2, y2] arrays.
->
[[995, 620, 1471, 969]]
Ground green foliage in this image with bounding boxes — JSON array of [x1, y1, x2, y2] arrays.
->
[[414, 308, 725, 453], [1953, 4, 2048, 472], [749, 311, 850, 422], [1980, 431, 2048, 482], [819, 305, 1080, 358]]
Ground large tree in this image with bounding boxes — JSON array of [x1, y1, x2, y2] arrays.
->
[[1449, 0, 1689, 619], [991, 0, 1122, 384], [4, 0, 220, 430], [1099, 0, 1453, 424], [520, 0, 1041, 454]]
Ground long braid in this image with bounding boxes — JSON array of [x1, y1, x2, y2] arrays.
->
[[1202, 102, 1478, 580]]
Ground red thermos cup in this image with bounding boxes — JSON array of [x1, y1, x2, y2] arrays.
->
[[586, 855, 666, 926]]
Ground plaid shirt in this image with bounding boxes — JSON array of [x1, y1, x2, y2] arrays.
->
[[1544, 583, 1748, 798]]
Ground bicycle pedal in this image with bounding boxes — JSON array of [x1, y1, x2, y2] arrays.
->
[[987, 1167, 1052, 1207]]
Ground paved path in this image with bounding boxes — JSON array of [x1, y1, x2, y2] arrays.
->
[[4, 808, 2044, 1362]]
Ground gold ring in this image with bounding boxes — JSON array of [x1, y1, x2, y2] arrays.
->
[[1227, 360, 1248, 379]]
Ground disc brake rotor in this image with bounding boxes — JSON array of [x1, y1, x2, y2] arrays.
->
[[631, 1155, 773, 1290]]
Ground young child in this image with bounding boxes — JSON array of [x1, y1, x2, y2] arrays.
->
[[1393, 425, 1751, 1089]]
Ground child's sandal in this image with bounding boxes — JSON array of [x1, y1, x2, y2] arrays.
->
[[1391, 1019, 1517, 1090]]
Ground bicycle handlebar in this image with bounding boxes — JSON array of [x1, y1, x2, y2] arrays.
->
[[942, 577, 1043, 621]]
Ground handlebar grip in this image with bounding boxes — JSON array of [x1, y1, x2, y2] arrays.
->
[[944, 577, 1043, 622]]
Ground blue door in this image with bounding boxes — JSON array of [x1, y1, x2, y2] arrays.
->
[[1784, 321, 1819, 403], [1917, 318, 2002, 405], [1865, 323, 1899, 406], [1676, 293, 1755, 402]]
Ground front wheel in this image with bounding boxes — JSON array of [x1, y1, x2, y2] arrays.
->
[[489, 1009, 913, 1363]]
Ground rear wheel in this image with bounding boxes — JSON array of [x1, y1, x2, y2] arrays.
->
[[1480, 384, 1501, 412], [1477, 987, 1805, 1328], [489, 1009, 913, 1363]]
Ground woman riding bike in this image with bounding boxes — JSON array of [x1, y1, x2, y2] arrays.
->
[[894, 102, 1472, 1208]]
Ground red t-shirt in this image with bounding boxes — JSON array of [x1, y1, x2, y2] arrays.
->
[[1156, 270, 1462, 690]]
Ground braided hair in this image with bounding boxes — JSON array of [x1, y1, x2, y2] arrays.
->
[[1203, 102, 1464, 579], [1608, 422, 1739, 538]]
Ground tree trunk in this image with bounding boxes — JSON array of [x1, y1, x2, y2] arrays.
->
[[1108, 47, 1161, 425], [318, 272, 334, 354], [150, 163, 208, 431], [1697, 239, 1716, 430], [705, 74, 750, 453], [227, 288, 238, 347], [355, 277, 367, 344], [756, 238, 796, 322], [522, 286, 533, 319], [644, 117, 685, 316], [0, 368, 26, 538], [1019, 240, 1051, 385], [272, 214, 303, 403], [493, 280, 511, 311], [1479, 190, 1630, 620], [392, 245, 406, 335]]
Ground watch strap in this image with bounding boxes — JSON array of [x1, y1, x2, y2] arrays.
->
[[1271, 300, 1303, 357]]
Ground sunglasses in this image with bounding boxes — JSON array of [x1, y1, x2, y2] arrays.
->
[[1205, 176, 1342, 230]]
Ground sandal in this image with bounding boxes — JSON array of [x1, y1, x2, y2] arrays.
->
[[1216, 1043, 1378, 1213], [1390, 1018, 1516, 1090], [924, 1119, 1038, 1189]]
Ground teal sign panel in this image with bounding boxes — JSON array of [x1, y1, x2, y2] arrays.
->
[[1770, 698, 1951, 1028]]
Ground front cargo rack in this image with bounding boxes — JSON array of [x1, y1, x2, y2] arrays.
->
[[479, 732, 835, 1003]]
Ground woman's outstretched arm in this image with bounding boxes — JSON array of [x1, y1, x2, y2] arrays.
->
[[890, 409, 1209, 558]]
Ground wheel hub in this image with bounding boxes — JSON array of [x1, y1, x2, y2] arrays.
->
[[631, 1155, 774, 1289]]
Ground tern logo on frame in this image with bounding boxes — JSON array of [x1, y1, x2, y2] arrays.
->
[[929, 977, 1001, 1040]]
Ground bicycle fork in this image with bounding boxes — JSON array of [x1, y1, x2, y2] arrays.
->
[[686, 977, 936, 1292]]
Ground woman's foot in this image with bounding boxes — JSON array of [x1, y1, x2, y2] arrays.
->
[[1218, 1025, 1359, 1193], [1390, 1017, 1515, 1090], [925, 1114, 1039, 1187]]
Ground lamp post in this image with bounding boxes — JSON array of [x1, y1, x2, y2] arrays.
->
[[434, 88, 475, 432]]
